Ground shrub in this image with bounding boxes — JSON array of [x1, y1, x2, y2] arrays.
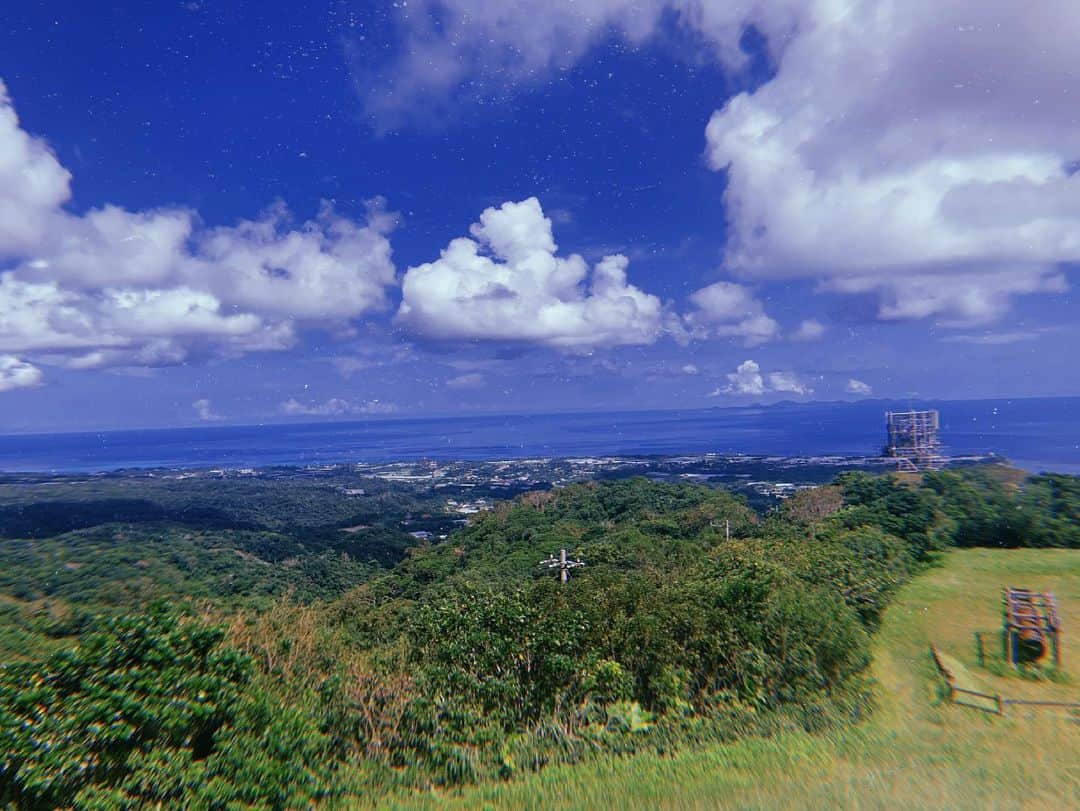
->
[[0, 606, 334, 809]]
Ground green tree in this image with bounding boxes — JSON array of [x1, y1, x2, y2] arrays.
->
[[0, 607, 334, 810]]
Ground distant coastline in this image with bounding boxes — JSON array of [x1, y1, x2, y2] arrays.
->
[[0, 397, 1076, 475]]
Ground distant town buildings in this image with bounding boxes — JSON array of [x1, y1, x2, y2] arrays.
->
[[448, 498, 492, 514]]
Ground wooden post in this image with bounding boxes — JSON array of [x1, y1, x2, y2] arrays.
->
[[996, 694, 1005, 716], [559, 547, 567, 584], [1002, 617, 1009, 664]]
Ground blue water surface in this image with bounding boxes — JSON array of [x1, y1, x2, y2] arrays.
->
[[0, 398, 1077, 474]]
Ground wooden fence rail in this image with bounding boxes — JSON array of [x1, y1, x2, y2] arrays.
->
[[1001, 698, 1080, 708], [929, 644, 1080, 716]]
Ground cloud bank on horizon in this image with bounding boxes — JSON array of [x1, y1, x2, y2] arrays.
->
[[0, 0, 1076, 419], [712, 360, 813, 398]]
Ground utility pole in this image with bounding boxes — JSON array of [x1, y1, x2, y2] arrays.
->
[[539, 548, 585, 583], [710, 518, 733, 542]]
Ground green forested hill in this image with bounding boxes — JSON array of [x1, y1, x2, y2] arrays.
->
[[0, 471, 439, 662], [0, 467, 1076, 808]]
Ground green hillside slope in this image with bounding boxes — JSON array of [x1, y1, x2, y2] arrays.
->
[[386, 548, 1079, 810]]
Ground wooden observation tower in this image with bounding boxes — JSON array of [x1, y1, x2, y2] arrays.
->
[[884, 409, 945, 472]]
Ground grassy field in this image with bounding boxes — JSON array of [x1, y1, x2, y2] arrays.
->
[[378, 549, 1079, 810]]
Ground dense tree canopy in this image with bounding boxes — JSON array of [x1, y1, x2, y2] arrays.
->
[[0, 465, 1076, 803]]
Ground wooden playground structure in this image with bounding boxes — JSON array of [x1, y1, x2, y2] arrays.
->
[[1001, 587, 1061, 668]]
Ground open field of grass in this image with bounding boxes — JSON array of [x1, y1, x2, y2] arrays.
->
[[379, 549, 1079, 810]]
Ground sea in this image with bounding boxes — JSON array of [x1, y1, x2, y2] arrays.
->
[[0, 397, 1077, 475]]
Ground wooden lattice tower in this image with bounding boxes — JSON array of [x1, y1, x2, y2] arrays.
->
[[1002, 587, 1061, 668], [884, 409, 945, 471]]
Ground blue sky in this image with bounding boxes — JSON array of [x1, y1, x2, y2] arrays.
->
[[0, 1, 1076, 431]]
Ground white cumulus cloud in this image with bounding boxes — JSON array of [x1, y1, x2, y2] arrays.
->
[[0, 83, 72, 256], [710, 359, 812, 398], [369, 2, 1075, 324], [398, 198, 665, 349], [791, 319, 825, 342], [192, 398, 222, 422], [361, 1, 802, 130], [193, 201, 396, 321], [705, 0, 1077, 323], [714, 359, 765, 396], [685, 281, 779, 346], [846, 378, 873, 396], [0, 354, 42, 392], [0, 79, 397, 385], [767, 371, 813, 396]]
